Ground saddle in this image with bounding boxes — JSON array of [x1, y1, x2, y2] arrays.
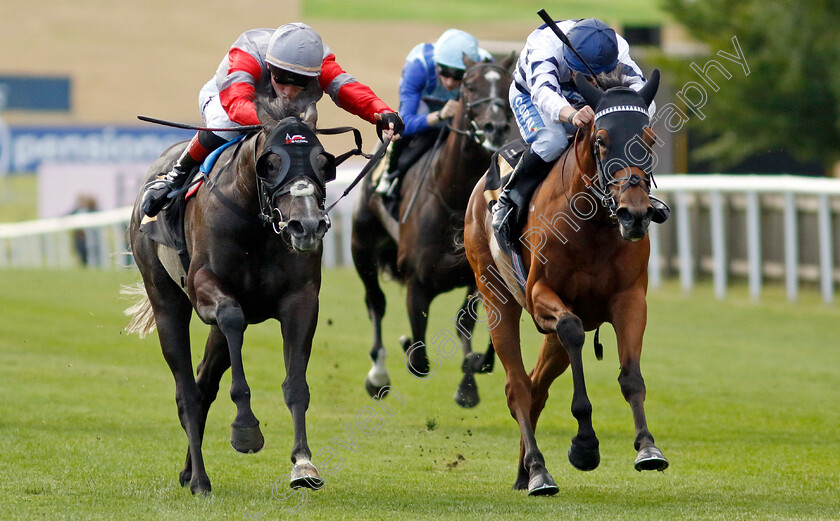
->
[[483, 139, 546, 252], [138, 171, 195, 279]]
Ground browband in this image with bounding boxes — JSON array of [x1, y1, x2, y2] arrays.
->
[[594, 105, 650, 121]]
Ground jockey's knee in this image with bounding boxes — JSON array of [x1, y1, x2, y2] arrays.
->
[[530, 127, 568, 163]]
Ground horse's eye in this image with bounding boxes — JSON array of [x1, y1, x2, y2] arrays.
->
[[264, 155, 283, 175]]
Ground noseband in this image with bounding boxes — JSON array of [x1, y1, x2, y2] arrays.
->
[[261, 177, 327, 235]]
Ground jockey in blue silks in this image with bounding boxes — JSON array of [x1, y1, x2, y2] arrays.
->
[[375, 29, 493, 197]]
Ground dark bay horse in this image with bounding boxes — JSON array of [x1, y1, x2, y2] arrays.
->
[[124, 99, 333, 494], [352, 55, 517, 407], [464, 71, 668, 495]]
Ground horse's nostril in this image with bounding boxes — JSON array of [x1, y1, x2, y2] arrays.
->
[[316, 219, 328, 237], [616, 207, 633, 224], [288, 220, 305, 238]]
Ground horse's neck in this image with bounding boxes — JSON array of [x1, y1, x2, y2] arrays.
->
[[220, 135, 261, 212], [434, 114, 488, 203], [547, 129, 614, 223]]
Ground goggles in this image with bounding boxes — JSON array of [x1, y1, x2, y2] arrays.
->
[[270, 67, 311, 88], [438, 64, 465, 81]]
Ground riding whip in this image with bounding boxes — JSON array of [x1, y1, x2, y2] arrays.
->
[[536, 9, 606, 90], [137, 115, 262, 132], [324, 142, 388, 214]]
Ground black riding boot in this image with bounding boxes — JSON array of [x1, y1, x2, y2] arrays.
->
[[141, 149, 199, 217], [491, 148, 552, 239]]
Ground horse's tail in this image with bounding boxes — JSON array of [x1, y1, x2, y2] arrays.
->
[[120, 282, 157, 338]]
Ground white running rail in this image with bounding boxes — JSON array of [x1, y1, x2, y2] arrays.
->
[[2, 174, 840, 303]]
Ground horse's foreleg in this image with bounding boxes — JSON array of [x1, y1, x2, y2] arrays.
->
[[530, 280, 599, 472], [404, 280, 433, 377], [180, 326, 231, 487], [278, 284, 323, 489], [193, 269, 263, 455], [454, 286, 489, 408], [610, 290, 669, 472]]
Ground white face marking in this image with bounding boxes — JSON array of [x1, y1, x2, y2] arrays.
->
[[484, 70, 501, 82], [290, 180, 316, 197]]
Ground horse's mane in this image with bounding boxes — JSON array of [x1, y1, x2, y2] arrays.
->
[[594, 69, 633, 90], [255, 95, 305, 132]]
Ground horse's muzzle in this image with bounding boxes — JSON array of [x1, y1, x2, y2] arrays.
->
[[616, 205, 654, 242], [482, 120, 512, 151], [287, 214, 329, 252]]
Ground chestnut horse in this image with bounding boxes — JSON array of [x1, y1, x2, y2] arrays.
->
[[352, 56, 517, 407], [124, 99, 334, 494], [464, 71, 668, 495]]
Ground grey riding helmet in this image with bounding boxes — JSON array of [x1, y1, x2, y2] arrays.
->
[[266, 23, 324, 77]]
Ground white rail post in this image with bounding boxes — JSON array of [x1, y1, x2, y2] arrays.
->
[[676, 191, 693, 293], [648, 224, 662, 289], [746, 191, 762, 301], [710, 190, 727, 299], [783, 192, 798, 302], [341, 209, 353, 268], [817, 194, 833, 304]]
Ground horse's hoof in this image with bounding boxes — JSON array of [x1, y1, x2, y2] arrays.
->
[[365, 376, 391, 398], [527, 467, 559, 496], [290, 460, 324, 490], [465, 352, 493, 374], [179, 468, 192, 487], [635, 446, 669, 472], [512, 467, 529, 491], [400, 335, 430, 377], [189, 477, 212, 496], [568, 440, 600, 471], [230, 424, 265, 454], [454, 373, 480, 408]]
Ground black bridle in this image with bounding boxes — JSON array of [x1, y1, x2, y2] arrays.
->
[[202, 121, 372, 234], [577, 106, 657, 218], [446, 62, 512, 147]]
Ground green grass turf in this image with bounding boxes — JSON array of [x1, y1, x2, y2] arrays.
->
[[303, 0, 666, 25], [0, 267, 837, 520]]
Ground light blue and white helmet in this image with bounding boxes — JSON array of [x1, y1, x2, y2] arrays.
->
[[433, 29, 481, 70], [266, 23, 324, 77]]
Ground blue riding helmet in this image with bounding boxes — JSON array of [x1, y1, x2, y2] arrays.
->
[[433, 29, 481, 70], [563, 18, 619, 75]]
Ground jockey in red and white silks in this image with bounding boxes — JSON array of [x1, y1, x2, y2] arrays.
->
[[142, 23, 403, 218]]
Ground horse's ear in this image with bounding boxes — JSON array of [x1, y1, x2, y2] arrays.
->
[[255, 97, 270, 125], [638, 69, 660, 108], [462, 52, 476, 70], [500, 51, 517, 72], [574, 72, 604, 109], [303, 102, 318, 130]]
